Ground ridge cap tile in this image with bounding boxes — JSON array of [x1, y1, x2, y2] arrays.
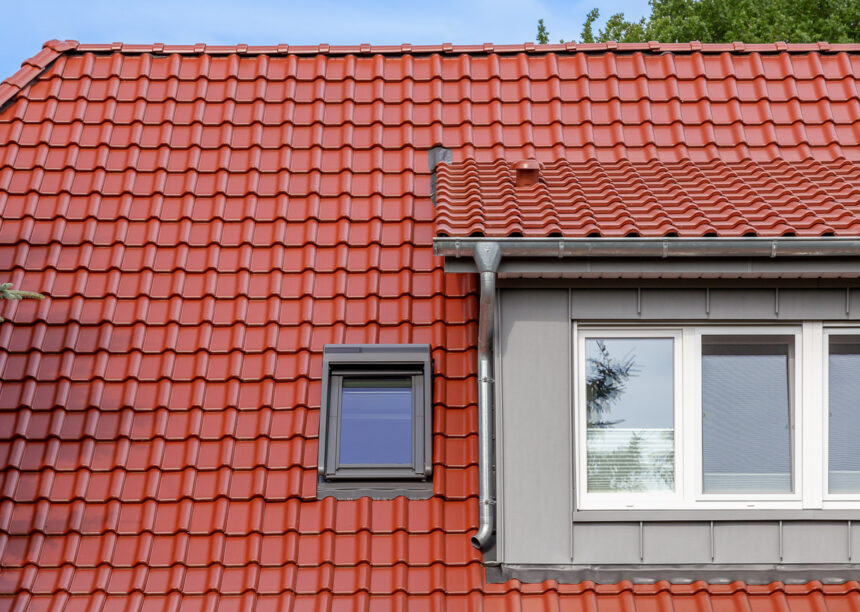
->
[[51, 41, 860, 57]]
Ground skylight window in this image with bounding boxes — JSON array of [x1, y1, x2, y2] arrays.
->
[[317, 344, 433, 499]]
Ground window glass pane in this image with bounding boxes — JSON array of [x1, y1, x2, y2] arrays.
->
[[828, 336, 860, 493], [702, 335, 793, 493], [339, 378, 413, 465], [585, 338, 675, 493]]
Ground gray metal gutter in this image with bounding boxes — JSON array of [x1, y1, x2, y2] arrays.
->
[[434, 236, 860, 260]]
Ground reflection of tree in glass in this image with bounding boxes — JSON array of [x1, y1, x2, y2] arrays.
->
[[585, 340, 674, 492], [586, 340, 636, 427]]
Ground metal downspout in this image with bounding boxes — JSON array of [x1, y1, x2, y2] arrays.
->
[[471, 242, 502, 550]]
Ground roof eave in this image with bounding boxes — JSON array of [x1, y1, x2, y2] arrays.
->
[[435, 236, 860, 279]]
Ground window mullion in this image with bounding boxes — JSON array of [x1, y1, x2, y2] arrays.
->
[[801, 321, 824, 508], [686, 328, 704, 506], [681, 327, 699, 508]]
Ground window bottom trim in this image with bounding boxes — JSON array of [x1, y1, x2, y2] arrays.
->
[[316, 475, 433, 500], [571, 508, 860, 521], [486, 562, 860, 585]]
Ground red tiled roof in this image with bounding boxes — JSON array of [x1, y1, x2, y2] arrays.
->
[[1, 39, 860, 609], [435, 157, 860, 237]]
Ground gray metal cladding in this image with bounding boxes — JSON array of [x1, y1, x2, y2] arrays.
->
[[569, 288, 860, 320], [496, 287, 860, 577]]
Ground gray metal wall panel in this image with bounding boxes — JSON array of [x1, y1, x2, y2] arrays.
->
[[708, 289, 778, 319], [642, 523, 711, 564], [779, 289, 848, 319], [849, 290, 860, 315], [640, 289, 708, 319], [571, 523, 641, 564], [568, 288, 860, 320], [783, 522, 850, 563], [499, 289, 571, 564], [570, 289, 639, 319], [713, 522, 781, 563]]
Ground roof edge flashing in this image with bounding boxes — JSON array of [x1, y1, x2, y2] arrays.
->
[[434, 237, 860, 260], [428, 146, 452, 206]]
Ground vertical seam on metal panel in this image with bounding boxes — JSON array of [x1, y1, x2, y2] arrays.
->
[[639, 521, 644, 562], [637, 288, 642, 315], [775, 287, 780, 315], [779, 520, 784, 562], [849, 520, 853, 561], [710, 521, 715, 562], [847, 288, 851, 316], [569, 288, 575, 561], [705, 288, 710, 316]]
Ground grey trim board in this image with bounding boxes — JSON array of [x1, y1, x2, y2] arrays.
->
[[571, 509, 860, 522], [427, 146, 452, 206], [316, 476, 433, 500], [568, 287, 860, 320], [486, 563, 860, 585]]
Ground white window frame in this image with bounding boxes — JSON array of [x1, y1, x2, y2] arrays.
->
[[575, 328, 684, 510], [575, 323, 860, 511], [822, 325, 860, 506]]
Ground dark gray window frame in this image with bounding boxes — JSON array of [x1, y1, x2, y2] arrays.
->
[[317, 344, 433, 499]]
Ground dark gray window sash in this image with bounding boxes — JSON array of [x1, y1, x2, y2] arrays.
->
[[317, 344, 433, 484], [325, 370, 426, 480]]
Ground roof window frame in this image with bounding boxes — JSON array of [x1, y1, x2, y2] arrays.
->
[[316, 344, 433, 499]]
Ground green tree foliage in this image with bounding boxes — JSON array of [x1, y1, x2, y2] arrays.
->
[[537, 18, 550, 44], [538, 0, 860, 44], [0, 282, 45, 322]]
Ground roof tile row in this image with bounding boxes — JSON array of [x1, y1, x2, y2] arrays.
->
[[437, 157, 860, 237]]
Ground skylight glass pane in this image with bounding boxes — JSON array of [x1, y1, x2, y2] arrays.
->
[[585, 338, 675, 493], [338, 378, 413, 466], [828, 336, 860, 493], [702, 336, 793, 493]]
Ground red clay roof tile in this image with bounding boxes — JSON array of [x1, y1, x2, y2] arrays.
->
[[2, 38, 860, 609], [437, 157, 860, 237]]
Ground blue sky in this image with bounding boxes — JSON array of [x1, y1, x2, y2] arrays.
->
[[1, 0, 651, 82]]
